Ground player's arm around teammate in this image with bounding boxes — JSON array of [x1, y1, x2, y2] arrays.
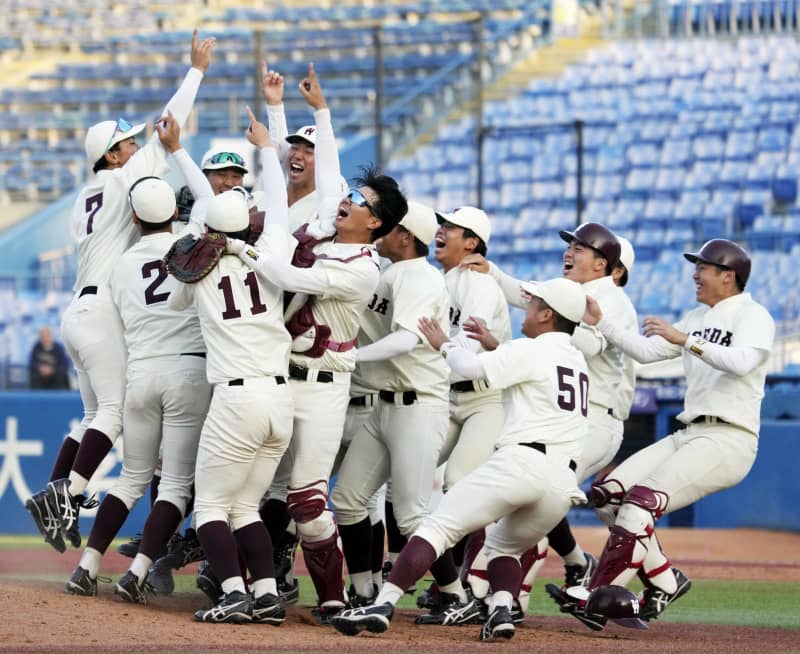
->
[[552, 239, 775, 628]]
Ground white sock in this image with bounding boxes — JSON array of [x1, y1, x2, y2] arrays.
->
[[439, 579, 467, 602], [67, 472, 89, 497], [78, 547, 102, 578], [375, 581, 403, 606], [489, 590, 513, 612], [221, 576, 246, 595], [253, 577, 277, 598], [129, 553, 153, 583], [563, 544, 586, 567], [350, 571, 374, 598]]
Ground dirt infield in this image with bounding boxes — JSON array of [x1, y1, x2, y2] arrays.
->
[[1, 528, 799, 654]]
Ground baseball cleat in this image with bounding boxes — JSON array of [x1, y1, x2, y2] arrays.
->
[[479, 605, 515, 641], [331, 602, 394, 636], [277, 577, 299, 605], [564, 552, 598, 588], [311, 601, 347, 626], [146, 561, 175, 595], [154, 528, 204, 570], [196, 560, 223, 605], [252, 592, 286, 625], [46, 478, 97, 549], [116, 534, 142, 558], [415, 595, 482, 626], [640, 567, 692, 621], [194, 590, 252, 623], [66, 566, 97, 597], [416, 581, 441, 609], [545, 583, 607, 631], [26, 489, 66, 553], [115, 570, 154, 605]]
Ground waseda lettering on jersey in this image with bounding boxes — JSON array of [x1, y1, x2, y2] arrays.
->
[[367, 294, 389, 315], [691, 328, 733, 346]]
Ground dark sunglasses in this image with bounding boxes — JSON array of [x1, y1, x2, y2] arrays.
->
[[209, 151, 246, 166], [347, 188, 376, 215]]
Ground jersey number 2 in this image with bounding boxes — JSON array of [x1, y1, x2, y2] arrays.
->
[[142, 260, 170, 305], [218, 272, 267, 319], [556, 366, 589, 417]]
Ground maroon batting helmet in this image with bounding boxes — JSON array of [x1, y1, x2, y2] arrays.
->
[[559, 222, 621, 270], [586, 585, 648, 630], [683, 239, 751, 289]]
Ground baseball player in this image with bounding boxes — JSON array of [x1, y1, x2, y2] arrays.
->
[[331, 277, 589, 641], [411, 206, 511, 623], [331, 202, 465, 616], [262, 61, 344, 233], [462, 223, 637, 602], [610, 235, 637, 431], [65, 116, 213, 599], [24, 31, 216, 554], [226, 98, 405, 621], [255, 62, 350, 601], [165, 116, 296, 622], [551, 239, 775, 629]]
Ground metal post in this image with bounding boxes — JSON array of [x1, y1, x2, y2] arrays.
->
[[475, 13, 485, 207], [574, 119, 584, 226], [374, 26, 384, 170], [252, 30, 264, 172]]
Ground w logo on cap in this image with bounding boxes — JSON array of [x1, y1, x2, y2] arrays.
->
[[304, 127, 315, 136]]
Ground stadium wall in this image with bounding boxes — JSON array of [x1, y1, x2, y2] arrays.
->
[[0, 389, 798, 537]]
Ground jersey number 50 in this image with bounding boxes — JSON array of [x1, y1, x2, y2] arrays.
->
[[556, 366, 589, 417]]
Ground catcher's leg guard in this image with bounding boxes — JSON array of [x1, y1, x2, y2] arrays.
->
[[301, 533, 347, 605], [460, 528, 489, 601], [589, 485, 669, 589], [590, 477, 627, 527]]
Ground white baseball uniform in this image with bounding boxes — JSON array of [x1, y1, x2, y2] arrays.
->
[[588, 290, 774, 591], [488, 265, 638, 481], [59, 66, 206, 497], [414, 331, 588, 563], [437, 267, 511, 491], [331, 256, 451, 539], [168, 170, 295, 535]]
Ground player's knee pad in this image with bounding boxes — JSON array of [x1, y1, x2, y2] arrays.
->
[[590, 477, 626, 510], [622, 484, 669, 521], [288, 481, 335, 542]]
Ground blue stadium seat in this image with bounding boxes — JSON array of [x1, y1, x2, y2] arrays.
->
[[772, 164, 799, 205]]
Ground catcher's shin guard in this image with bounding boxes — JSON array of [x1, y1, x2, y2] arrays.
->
[[301, 533, 346, 605]]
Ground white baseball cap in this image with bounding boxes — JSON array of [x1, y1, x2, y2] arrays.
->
[[520, 278, 587, 323], [437, 206, 492, 244], [286, 125, 317, 146], [617, 235, 635, 273], [399, 201, 438, 245], [129, 177, 176, 224], [201, 148, 249, 173], [205, 190, 250, 233], [85, 118, 146, 164]]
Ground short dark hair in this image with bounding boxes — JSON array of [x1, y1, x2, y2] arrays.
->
[[462, 227, 487, 257], [395, 225, 429, 257], [613, 262, 629, 287], [352, 164, 408, 242], [208, 226, 251, 241], [138, 217, 173, 232], [92, 142, 121, 174], [539, 298, 578, 335]]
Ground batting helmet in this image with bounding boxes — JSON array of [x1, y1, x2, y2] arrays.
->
[[559, 223, 621, 270], [585, 585, 648, 629], [683, 239, 751, 288]]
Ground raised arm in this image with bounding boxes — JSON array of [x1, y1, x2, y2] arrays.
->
[[298, 63, 342, 202], [244, 106, 288, 232], [161, 30, 216, 127], [262, 61, 290, 163], [156, 111, 212, 234]]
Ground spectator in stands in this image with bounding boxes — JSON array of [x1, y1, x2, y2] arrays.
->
[[28, 327, 70, 389]]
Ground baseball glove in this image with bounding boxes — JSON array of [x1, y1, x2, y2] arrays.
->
[[162, 232, 226, 283]]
